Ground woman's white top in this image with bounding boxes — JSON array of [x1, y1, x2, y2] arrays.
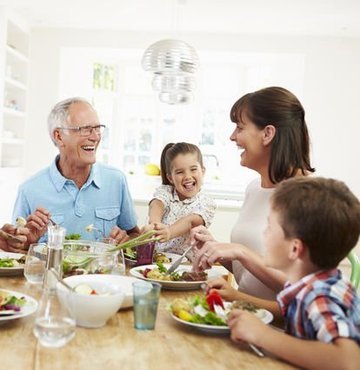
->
[[231, 178, 276, 300]]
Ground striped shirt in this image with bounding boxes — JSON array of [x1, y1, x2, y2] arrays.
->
[[277, 269, 360, 344]]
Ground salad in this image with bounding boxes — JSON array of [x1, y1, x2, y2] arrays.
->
[[0, 290, 26, 312], [0, 256, 26, 268], [170, 291, 262, 326], [139, 262, 207, 282]]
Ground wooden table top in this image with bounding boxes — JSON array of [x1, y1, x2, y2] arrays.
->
[[0, 274, 297, 370]]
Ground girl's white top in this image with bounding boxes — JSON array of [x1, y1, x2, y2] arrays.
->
[[152, 184, 217, 261]]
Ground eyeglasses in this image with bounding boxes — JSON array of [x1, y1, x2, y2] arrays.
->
[[57, 124, 106, 137]]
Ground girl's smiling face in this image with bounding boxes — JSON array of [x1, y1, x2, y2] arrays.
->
[[167, 152, 205, 200]]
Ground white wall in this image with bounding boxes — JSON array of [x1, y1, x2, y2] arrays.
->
[[25, 29, 360, 199]]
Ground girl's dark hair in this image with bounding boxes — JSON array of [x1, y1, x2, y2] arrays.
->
[[230, 86, 315, 184], [160, 142, 204, 185], [272, 177, 360, 269]]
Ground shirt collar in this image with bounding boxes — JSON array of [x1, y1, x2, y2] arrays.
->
[[170, 187, 201, 204], [49, 155, 101, 191], [277, 268, 339, 315]]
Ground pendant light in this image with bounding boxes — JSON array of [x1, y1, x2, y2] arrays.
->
[[141, 39, 199, 104]]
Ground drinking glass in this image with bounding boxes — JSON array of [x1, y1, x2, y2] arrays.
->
[[136, 242, 155, 266], [24, 243, 47, 284], [133, 281, 161, 330], [100, 237, 125, 275], [33, 288, 76, 348]]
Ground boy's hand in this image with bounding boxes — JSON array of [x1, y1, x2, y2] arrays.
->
[[228, 309, 265, 345], [204, 277, 239, 302], [153, 223, 171, 242]]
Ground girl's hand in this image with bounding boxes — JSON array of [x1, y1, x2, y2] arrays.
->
[[193, 241, 242, 272], [205, 277, 239, 302], [153, 223, 171, 242], [140, 223, 156, 234], [189, 225, 215, 250], [228, 309, 265, 345]]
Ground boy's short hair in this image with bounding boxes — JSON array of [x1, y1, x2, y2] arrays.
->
[[272, 177, 360, 269]]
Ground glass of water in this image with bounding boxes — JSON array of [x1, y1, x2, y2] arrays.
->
[[24, 243, 47, 284], [33, 288, 76, 348], [133, 281, 161, 330]]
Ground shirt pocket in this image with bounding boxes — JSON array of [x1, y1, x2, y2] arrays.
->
[[94, 207, 120, 236]]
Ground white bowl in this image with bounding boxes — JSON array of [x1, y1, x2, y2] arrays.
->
[[57, 274, 127, 328]]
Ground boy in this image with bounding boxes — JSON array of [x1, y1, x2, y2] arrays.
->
[[228, 177, 360, 369]]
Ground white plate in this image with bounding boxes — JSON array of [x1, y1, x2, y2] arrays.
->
[[129, 264, 228, 290], [171, 307, 273, 334], [0, 252, 25, 276], [63, 274, 141, 309], [0, 289, 38, 323]]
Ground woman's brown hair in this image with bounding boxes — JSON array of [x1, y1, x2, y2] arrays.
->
[[230, 86, 315, 184]]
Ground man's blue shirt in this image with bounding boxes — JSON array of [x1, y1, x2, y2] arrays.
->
[[12, 157, 138, 242]]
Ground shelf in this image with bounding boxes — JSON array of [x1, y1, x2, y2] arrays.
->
[[5, 76, 27, 91], [3, 107, 26, 117], [6, 45, 29, 63]]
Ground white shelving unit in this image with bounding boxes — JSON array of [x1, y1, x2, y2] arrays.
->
[[0, 8, 29, 224], [0, 8, 29, 169]]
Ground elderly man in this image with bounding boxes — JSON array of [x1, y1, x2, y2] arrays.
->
[[12, 97, 139, 246]]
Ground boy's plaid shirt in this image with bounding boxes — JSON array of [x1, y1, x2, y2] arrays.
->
[[277, 269, 360, 343]]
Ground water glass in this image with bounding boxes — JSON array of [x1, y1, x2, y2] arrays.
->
[[133, 281, 161, 330], [100, 237, 126, 275], [33, 288, 76, 348], [24, 243, 47, 284]]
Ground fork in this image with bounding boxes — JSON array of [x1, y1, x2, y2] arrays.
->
[[166, 244, 193, 274]]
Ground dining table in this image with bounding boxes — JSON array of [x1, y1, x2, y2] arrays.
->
[[0, 273, 297, 370]]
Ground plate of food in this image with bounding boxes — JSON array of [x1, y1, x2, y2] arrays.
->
[[129, 262, 228, 290], [0, 252, 26, 276], [169, 292, 273, 334], [0, 289, 38, 323]]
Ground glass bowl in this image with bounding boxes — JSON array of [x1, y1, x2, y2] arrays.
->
[[62, 240, 119, 277]]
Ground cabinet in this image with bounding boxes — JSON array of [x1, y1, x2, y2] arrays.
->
[[0, 8, 29, 168]]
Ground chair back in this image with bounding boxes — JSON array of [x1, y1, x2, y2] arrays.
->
[[347, 250, 360, 289]]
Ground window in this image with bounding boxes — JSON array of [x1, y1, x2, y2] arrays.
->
[[59, 48, 304, 192]]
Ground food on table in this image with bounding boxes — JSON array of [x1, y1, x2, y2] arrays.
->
[[153, 252, 172, 264], [65, 234, 81, 240], [0, 290, 26, 312], [16, 216, 27, 227], [0, 256, 26, 268], [139, 262, 208, 282], [170, 294, 227, 326], [74, 283, 98, 295], [231, 300, 260, 313]]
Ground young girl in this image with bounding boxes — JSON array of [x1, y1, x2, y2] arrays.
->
[[143, 142, 216, 261]]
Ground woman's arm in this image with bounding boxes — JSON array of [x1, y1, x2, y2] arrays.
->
[[195, 241, 286, 292]]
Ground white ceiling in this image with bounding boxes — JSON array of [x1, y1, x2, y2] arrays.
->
[[1, 0, 360, 37]]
